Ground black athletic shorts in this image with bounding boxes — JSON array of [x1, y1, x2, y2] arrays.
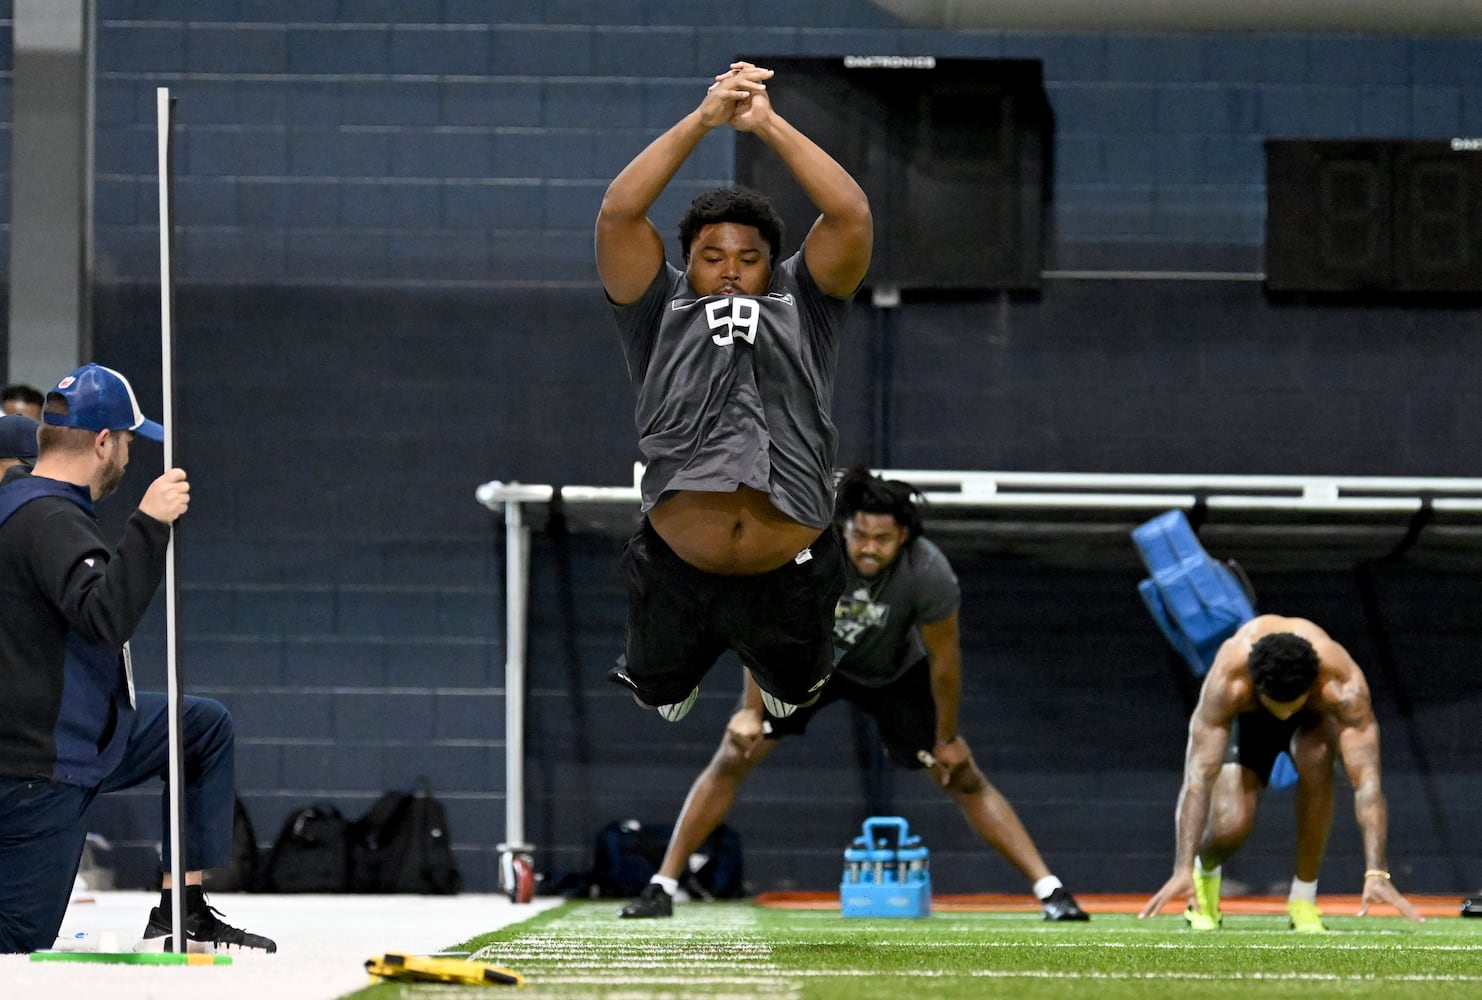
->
[[765, 657, 936, 769], [1223, 709, 1302, 787], [612, 517, 846, 707]]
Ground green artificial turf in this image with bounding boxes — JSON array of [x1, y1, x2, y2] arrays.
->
[[345, 900, 1482, 999]]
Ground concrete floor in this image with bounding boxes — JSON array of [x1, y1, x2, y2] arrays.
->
[[0, 889, 562, 999]]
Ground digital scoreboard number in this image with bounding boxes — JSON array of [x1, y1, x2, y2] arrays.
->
[[1265, 138, 1482, 295]]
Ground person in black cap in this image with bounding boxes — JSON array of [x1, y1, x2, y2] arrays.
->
[[0, 363, 275, 955], [0, 413, 39, 473]]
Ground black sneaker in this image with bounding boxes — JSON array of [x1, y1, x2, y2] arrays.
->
[[1042, 886, 1090, 922], [138, 899, 277, 954], [618, 882, 673, 919]]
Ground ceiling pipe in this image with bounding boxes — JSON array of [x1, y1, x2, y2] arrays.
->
[[868, 0, 1482, 35]]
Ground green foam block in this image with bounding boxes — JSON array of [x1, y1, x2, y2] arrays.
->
[[30, 950, 232, 966]]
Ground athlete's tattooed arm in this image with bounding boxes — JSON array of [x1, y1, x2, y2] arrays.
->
[[1321, 644, 1386, 858]]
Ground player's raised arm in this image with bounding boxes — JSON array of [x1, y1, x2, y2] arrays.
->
[[595, 68, 762, 304], [727, 62, 872, 297]]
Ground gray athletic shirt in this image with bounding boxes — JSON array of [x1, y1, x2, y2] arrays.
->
[[833, 536, 960, 686], [612, 252, 852, 530]]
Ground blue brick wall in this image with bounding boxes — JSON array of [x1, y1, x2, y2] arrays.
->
[[44, 9, 1478, 284], [4, 3, 1482, 894]]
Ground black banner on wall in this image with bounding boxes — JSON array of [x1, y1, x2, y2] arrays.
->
[[735, 56, 1052, 292], [1265, 138, 1482, 295]]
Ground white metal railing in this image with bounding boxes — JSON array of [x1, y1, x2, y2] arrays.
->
[[478, 466, 1482, 516]]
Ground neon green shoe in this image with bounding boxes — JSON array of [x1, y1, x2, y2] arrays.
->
[[1184, 865, 1222, 930], [1182, 905, 1220, 931], [1287, 898, 1327, 933]]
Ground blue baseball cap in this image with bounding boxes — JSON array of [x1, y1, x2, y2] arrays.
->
[[43, 364, 164, 441], [0, 413, 40, 464]]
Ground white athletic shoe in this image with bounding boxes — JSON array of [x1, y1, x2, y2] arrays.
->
[[758, 670, 830, 719], [759, 688, 801, 718], [656, 687, 698, 722]]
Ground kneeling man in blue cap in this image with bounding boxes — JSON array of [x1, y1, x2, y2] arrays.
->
[[0, 364, 276, 955]]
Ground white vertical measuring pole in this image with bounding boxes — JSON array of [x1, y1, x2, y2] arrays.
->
[[157, 85, 187, 952], [503, 498, 530, 851]]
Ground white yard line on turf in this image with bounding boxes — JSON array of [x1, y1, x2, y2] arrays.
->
[[0, 890, 561, 1000]]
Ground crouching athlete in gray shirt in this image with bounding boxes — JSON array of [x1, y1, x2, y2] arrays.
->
[[596, 61, 872, 722]]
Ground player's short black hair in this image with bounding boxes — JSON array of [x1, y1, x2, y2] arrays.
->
[[678, 186, 784, 266], [2, 384, 44, 406], [1248, 633, 1320, 702], [834, 466, 925, 541]]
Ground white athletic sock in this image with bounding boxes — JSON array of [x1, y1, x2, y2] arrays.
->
[[1032, 875, 1063, 901], [1196, 858, 1222, 878], [650, 874, 678, 896], [1289, 877, 1318, 903]]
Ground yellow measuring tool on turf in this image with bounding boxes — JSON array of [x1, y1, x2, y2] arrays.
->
[[365, 952, 524, 987]]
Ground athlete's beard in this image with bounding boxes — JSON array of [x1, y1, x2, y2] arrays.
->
[[96, 443, 126, 500]]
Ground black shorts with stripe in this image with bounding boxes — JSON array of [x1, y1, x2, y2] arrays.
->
[[611, 517, 846, 707], [765, 657, 936, 769]]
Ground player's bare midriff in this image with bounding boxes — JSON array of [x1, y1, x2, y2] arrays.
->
[[649, 485, 822, 575]]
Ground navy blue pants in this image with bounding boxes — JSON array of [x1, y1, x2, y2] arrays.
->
[[0, 693, 235, 953]]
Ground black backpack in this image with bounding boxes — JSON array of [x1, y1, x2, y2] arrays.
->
[[590, 818, 744, 899], [685, 822, 744, 900], [349, 787, 462, 894], [259, 803, 352, 893]]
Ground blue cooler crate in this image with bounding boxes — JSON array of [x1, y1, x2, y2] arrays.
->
[[839, 816, 931, 918]]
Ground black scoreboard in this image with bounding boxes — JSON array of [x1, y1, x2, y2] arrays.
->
[[1265, 138, 1482, 295], [734, 56, 1052, 292]]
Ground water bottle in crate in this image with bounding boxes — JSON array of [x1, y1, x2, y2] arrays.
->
[[839, 816, 931, 918]]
